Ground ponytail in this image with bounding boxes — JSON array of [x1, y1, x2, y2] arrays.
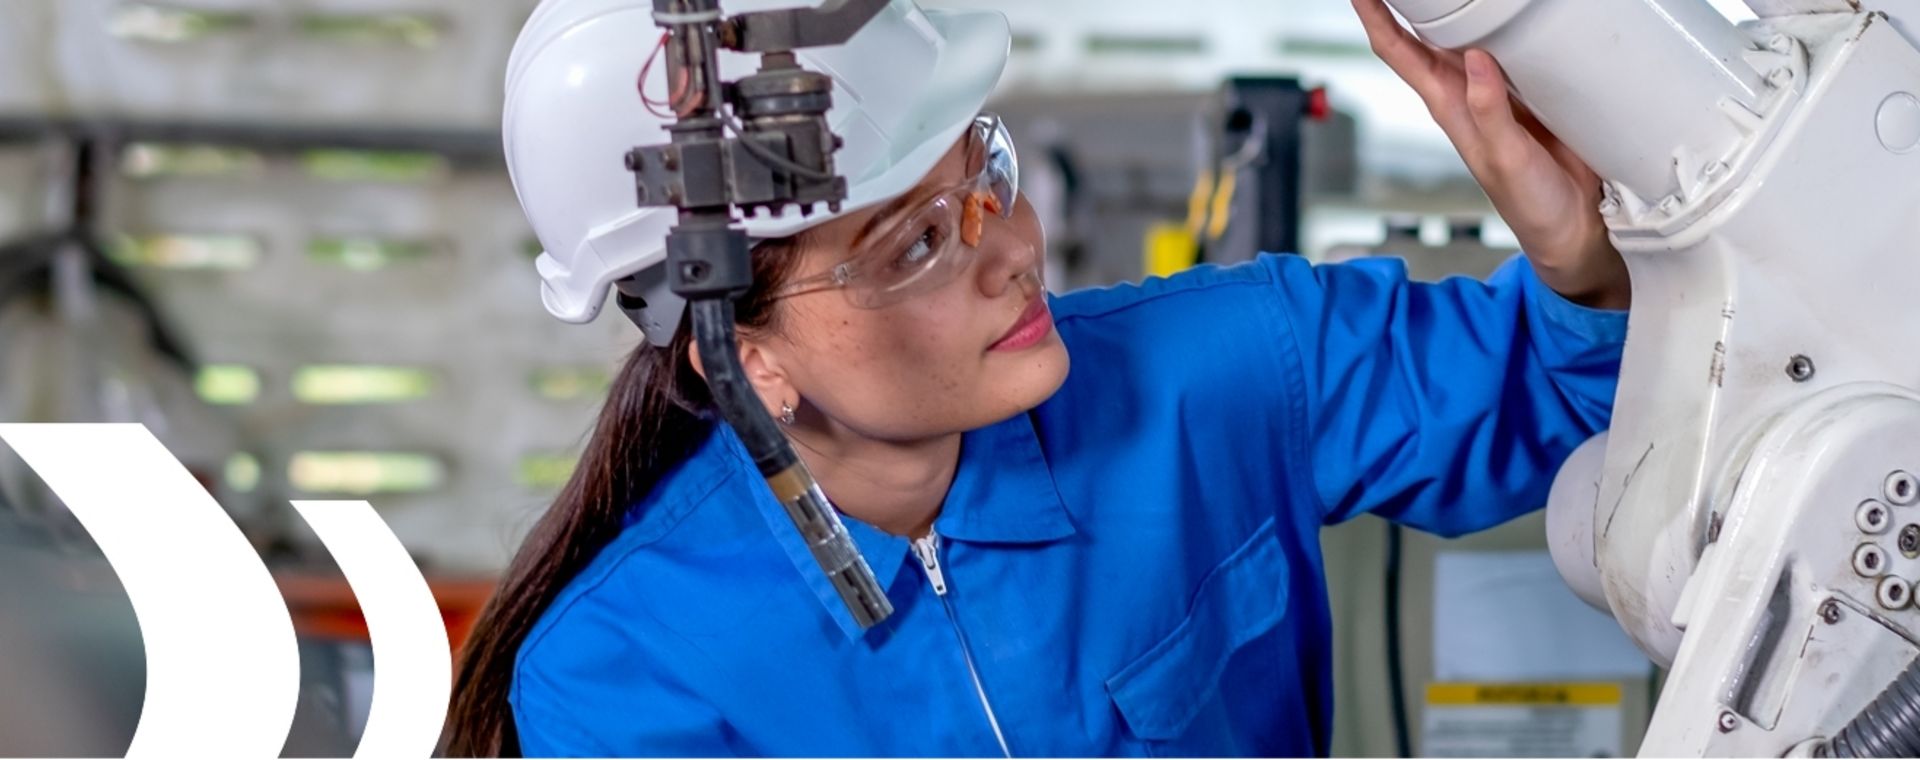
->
[[444, 236, 804, 756]]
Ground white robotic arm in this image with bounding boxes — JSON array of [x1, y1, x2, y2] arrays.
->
[[1380, 0, 1920, 755]]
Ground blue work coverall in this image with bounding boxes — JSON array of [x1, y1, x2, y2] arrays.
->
[[512, 254, 1629, 757]]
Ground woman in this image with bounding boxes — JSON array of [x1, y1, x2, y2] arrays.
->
[[449, 0, 1632, 755]]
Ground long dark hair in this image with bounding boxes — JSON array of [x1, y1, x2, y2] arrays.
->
[[445, 237, 805, 757]]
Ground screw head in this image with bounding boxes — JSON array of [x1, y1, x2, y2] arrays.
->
[[1719, 711, 1740, 733], [1856, 543, 1888, 577], [1860, 500, 1893, 534], [1880, 576, 1913, 610], [1887, 471, 1918, 505], [1786, 355, 1816, 382], [1820, 599, 1844, 624], [1902, 525, 1920, 558]]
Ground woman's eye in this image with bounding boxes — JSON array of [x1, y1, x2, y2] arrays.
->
[[892, 227, 939, 269]]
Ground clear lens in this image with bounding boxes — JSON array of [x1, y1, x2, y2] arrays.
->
[[847, 195, 970, 308], [982, 115, 1018, 216], [780, 113, 1021, 309]]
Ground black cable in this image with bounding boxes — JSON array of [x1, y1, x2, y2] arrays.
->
[[1385, 522, 1413, 759], [689, 297, 791, 474], [689, 297, 891, 627]]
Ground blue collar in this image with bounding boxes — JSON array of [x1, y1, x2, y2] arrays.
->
[[730, 412, 1076, 641]]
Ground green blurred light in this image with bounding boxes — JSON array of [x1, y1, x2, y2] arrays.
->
[[517, 454, 579, 489], [225, 453, 261, 493], [1084, 34, 1206, 56], [196, 365, 261, 405], [108, 4, 254, 43], [289, 452, 444, 495], [121, 143, 263, 179], [530, 368, 613, 402], [307, 237, 437, 271], [110, 233, 261, 270], [302, 150, 446, 183], [297, 13, 445, 48], [1275, 37, 1375, 58], [292, 366, 435, 405]]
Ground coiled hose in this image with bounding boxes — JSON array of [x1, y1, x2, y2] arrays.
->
[[1818, 657, 1920, 757]]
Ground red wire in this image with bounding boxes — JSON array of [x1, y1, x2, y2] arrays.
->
[[638, 32, 676, 119], [639, 29, 709, 119]]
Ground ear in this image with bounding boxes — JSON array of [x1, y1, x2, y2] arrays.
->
[[685, 336, 796, 421]]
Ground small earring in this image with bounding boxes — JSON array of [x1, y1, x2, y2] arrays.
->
[[780, 403, 796, 426]]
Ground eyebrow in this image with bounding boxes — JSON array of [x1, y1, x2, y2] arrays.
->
[[850, 185, 938, 250]]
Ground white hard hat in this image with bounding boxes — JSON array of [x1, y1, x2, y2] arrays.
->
[[504, 0, 1013, 344]]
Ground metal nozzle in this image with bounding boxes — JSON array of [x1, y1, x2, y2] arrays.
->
[[767, 464, 894, 627]]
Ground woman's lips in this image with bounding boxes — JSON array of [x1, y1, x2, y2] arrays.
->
[[990, 296, 1054, 352]]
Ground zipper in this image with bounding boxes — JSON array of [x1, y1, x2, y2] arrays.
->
[[910, 532, 1013, 758]]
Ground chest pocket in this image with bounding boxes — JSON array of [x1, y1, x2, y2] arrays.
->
[[1104, 517, 1290, 744]]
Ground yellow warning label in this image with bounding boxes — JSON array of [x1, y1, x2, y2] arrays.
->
[[1426, 683, 1623, 707]]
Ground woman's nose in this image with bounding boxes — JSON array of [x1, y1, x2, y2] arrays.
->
[[973, 201, 1042, 297]]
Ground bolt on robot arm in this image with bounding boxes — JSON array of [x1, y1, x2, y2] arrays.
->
[[1380, 0, 1920, 755]]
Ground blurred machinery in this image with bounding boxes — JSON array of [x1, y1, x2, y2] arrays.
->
[[999, 75, 1358, 290], [0, 3, 574, 755], [1188, 77, 1322, 265]]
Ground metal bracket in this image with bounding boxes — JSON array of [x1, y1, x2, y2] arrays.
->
[[1743, 0, 1863, 17], [729, 0, 890, 53]]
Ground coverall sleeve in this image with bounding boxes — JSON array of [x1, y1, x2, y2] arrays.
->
[[1268, 254, 1627, 536], [512, 614, 737, 757]]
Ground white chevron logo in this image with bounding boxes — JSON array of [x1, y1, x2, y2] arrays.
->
[[0, 424, 451, 759]]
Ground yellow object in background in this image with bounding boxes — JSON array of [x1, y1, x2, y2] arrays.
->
[[1144, 223, 1198, 279], [1422, 682, 1626, 757], [1426, 682, 1623, 707]]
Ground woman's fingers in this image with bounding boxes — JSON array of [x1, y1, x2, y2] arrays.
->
[[1353, 0, 1487, 144], [1463, 51, 1535, 176], [1352, 0, 1438, 91]]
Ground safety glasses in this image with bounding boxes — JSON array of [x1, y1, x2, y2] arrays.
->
[[770, 113, 1019, 308]]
